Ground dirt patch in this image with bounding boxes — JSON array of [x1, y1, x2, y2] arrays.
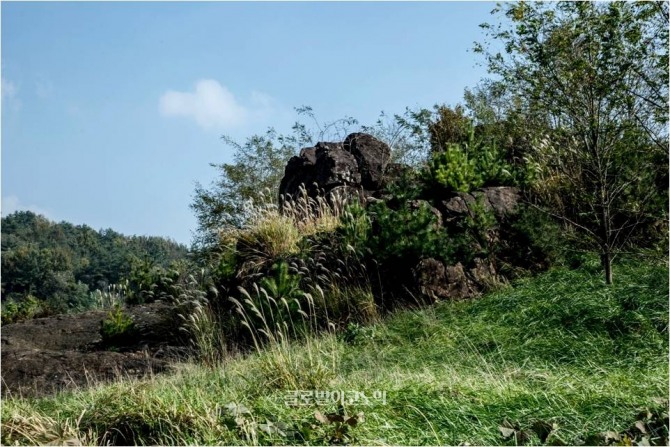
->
[[1, 302, 187, 398]]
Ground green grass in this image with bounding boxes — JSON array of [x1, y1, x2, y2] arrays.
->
[[2, 260, 668, 445]]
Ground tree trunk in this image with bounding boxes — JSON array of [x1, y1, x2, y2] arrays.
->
[[601, 251, 613, 285]]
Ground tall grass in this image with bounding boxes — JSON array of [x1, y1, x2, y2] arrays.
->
[[229, 281, 342, 391], [3, 261, 666, 446], [224, 186, 351, 274]]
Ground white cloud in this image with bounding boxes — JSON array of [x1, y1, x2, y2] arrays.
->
[[159, 79, 274, 131], [1, 77, 17, 99], [2, 195, 51, 218], [159, 79, 247, 130]]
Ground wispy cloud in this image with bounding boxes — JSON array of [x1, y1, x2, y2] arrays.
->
[[2, 195, 51, 218], [158, 79, 274, 131], [1, 77, 17, 99]]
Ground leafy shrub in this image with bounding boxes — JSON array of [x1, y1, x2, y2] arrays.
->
[[428, 143, 479, 193], [459, 195, 498, 260], [125, 258, 179, 305], [427, 125, 515, 193], [497, 205, 572, 275], [1, 295, 46, 324], [368, 201, 452, 264], [100, 304, 135, 346]]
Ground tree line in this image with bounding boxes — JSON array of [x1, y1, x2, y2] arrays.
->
[[1, 211, 189, 322]]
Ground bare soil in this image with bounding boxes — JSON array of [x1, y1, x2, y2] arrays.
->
[[1, 302, 187, 398]]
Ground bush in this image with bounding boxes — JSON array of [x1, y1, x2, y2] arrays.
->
[[1, 295, 46, 324], [368, 201, 452, 264], [497, 206, 568, 275], [427, 125, 515, 193], [100, 304, 136, 346], [428, 144, 479, 193]]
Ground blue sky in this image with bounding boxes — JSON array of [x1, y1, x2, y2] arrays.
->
[[2, 1, 495, 245]]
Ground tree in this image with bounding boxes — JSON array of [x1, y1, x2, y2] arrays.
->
[[477, 1, 668, 284]]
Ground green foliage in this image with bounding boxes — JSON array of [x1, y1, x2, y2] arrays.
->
[[337, 202, 372, 257], [368, 201, 452, 264], [1, 211, 189, 318], [427, 125, 515, 193], [241, 262, 306, 340], [498, 205, 568, 274], [100, 304, 135, 345], [259, 262, 302, 304], [1, 295, 45, 325], [459, 196, 498, 260], [125, 258, 183, 305], [429, 143, 478, 193], [477, 1, 669, 283], [3, 262, 666, 446]]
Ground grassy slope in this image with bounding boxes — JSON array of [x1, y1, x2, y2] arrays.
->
[[2, 260, 668, 445]]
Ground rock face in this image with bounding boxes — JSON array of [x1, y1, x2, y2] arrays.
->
[[439, 186, 520, 222], [343, 133, 391, 190], [413, 258, 476, 301], [279, 133, 391, 200], [314, 142, 361, 190]]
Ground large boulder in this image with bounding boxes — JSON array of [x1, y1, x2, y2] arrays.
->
[[467, 257, 502, 290], [343, 133, 391, 190], [279, 142, 360, 199], [279, 152, 317, 198], [314, 142, 361, 189], [279, 133, 392, 200]]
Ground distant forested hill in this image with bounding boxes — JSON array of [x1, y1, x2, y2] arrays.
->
[[1, 211, 189, 320]]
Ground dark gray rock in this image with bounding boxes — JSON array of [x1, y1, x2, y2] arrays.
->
[[279, 133, 392, 200], [467, 257, 503, 291], [279, 153, 317, 198], [438, 186, 520, 222], [299, 147, 317, 165], [314, 145, 361, 189], [343, 133, 391, 190], [483, 186, 520, 218], [413, 258, 476, 302], [444, 262, 477, 299]]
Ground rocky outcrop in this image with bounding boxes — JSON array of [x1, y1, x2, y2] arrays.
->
[[277, 134, 522, 304], [413, 256, 505, 302], [314, 142, 361, 190], [343, 133, 391, 190], [279, 133, 391, 200], [439, 186, 520, 222], [413, 258, 476, 301]]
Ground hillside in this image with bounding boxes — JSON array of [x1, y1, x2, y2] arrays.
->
[[2, 260, 667, 445], [1, 211, 189, 322]]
